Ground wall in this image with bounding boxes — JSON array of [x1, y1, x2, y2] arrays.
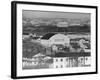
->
[[0, 0, 99, 80]]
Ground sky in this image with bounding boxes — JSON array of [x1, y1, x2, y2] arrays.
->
[[23, 10, 90, 21]]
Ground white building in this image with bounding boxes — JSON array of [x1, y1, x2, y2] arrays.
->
[[78, 56, 91, 67], [53, 57, 70, 68], [40, 33, 70, 47], [53, 52, 91, 68]]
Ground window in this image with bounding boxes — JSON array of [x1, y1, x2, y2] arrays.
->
[[86, 58, 88, 60], [81, 58, 83, 60], [61, 59, 63, 62], [56, 59, 58, 62], [66, 58, 68, 61], [61, 65, 63, 68], [56, 65, 58, 68]]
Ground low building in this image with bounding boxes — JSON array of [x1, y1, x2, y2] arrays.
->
[[52, 52, 91, 68], [22, 33, 30, 39]]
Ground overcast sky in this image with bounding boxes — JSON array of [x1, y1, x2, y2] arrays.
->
[[23, 10, 90, 21]]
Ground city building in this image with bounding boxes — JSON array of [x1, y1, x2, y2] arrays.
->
[[53, 52, 91, 68], [40, 33, 70, 47]]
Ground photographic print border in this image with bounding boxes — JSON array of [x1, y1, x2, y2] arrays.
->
[[11, 1, 98, 79]]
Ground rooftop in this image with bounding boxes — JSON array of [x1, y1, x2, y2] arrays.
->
[[51, 52, 91, 57], [41, 33, 56, 40]]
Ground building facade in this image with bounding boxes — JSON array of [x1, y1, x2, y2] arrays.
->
[[40, 33, 70, 47], [53, 53, 91, 68]]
